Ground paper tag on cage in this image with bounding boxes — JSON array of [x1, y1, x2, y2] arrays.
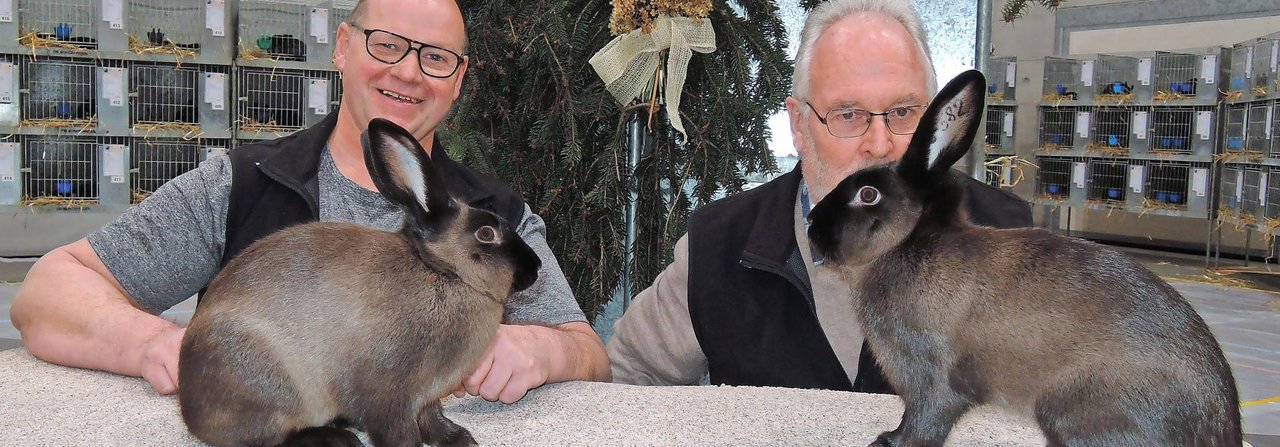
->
[[308, 79, 329, 115], [0, 0, 12, 23], [1005, 62, 1016, 87], [1129, 165, 1144, 193], [0, 62, 13, 104], [1193, 168, 1209, 198], [1137, 58, 1152, 86], [1132, 111, 1147, 140], [1072, 162, 1087, 189], [1003, 112, 1014, 137], [1262, 173, 1270, 205], [1195, 111, 1212, 140], [103, 0, 123, 29], [1201, 55, 1216, 85], [1235, 170, 1244, 200], [205, 146, 227, 159], [204, 73, 226, 111], [1245, 47, 1255, 78], [102, 68, 125, 107], [206, 0, 226, 37], [103, 144, 126, 179], [1080, 60, 1094, 87], [0, 143, 14, 182], [1272, 43, 1279, 72], [1076, 112, 1090, 138], [310, 8, 330, 44]]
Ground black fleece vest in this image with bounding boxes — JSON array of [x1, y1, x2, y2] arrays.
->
[[686, 165, 1032, 394], [221, 111, 526, 268]]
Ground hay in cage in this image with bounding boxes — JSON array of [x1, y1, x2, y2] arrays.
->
[[126, 34, 196, 60], [1214, 151, 1264, 163], [237, 39, 275, 61], [1036, 143, 1070, 152], [1095, 93, 1134, 105], [17, 31, 90, 53], [1252, 87, 1269, 97], [1084, 199, 1125, 216], [1040, 94, 1072, 106], [21, 196, 97, 207], [986, 92, 1005, 102], [20, 116, 97, 130], [1223, 90, 1245, 101], [1150, 149, 1189, 158], [134, 122, 203, 138], [983, 155, 1036, 188], [1137, 198, 1187, 216], [237, 116, 296, 134], [1085, 142, 1129, 156], [1154, 91, 1193, 102], [131, 189, 153, 203]]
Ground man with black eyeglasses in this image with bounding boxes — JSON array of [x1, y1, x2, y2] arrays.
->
[[13, 0, 609, 404], [606, 0, 1030, 393]]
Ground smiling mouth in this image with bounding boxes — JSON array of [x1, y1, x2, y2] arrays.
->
[[378, 88, 423, 104]]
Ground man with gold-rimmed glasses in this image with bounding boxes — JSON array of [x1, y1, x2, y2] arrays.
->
[[607, 0, 1031, 393], [13, 0, 609, 406]]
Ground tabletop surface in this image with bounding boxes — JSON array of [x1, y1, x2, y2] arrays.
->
[[0, 348, 1045, 446]]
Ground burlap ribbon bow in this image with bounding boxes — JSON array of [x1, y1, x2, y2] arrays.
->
[[589, 16, 716, 137]]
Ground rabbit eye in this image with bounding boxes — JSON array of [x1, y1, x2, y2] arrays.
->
[[474, 226, 498, 243], [854, 186, 881, 206]]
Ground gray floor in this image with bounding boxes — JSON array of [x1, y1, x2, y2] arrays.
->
[[1, 263, 1278, 444]]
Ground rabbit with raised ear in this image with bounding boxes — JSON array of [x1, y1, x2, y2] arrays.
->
[[178, 118, 541, 447], [807, 70, 1240, 447]]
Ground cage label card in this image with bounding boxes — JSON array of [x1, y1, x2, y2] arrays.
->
[[204, 73, 226, 111], [1080, 60, 1094, 87], [1193, 168, 1208, 198], [205, 146, 227, 159], [1245, 46, 1254, 78], [1201, 55, 1216, 85], [207, 0, 226, 37], [311, 8, 330, 44], [0, 142, 14, 182], [103, 144, 126, 178], [102, 68, 125, 107], [308, 79, 329, 115], [103, 0, 124, 30], [1005, 62, 1016, 87], [1132, 111, 1147, 140], [1234, 170, 1244, 200], [1195, 111, 1212, 140], [0, 62, 13, 104], [1076, 111, 1090, 138], [1003, 112, 1014, 137], [1072, 162, 1087, 189], [1261, 173, 1270, 205], [1272, 43, 1278, 72], [1137, 58, 1151, 86], [0, 0, 11, 23], [1129, 165, 1144, 193]]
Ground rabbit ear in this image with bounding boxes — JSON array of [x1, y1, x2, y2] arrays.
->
[[361, 118, 459, 233], [898, 70, 986, 184]]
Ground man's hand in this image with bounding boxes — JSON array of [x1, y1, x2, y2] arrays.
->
[[456, 325, 551, 404], [137, 326, 186, 395]]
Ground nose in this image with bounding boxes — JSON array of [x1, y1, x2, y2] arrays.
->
[[389, 51, 422, 82], [859, 115, 894, 160]]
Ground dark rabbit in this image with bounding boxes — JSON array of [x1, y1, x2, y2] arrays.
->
[[807, 70, 1240, 447], [242, 70, 303, 129], [134, 64, 198, 124], [25, 60, 95, 121], [178, 118, 541, 447]]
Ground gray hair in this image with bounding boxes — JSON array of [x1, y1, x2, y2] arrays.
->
[[791, 0, 937, 101]]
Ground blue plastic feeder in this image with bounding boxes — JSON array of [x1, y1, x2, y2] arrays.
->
[[1156, 191, 1169, 202], [1232, 77, 1246, 90], [1229, 137, 1244, 149], [55, 102, 72, 117], [1172, 138, 1185, 149], [1055, 84, 1067, 95], [1051, 135, 1065, 145], [1047, 184, 1061, 194], [56, 180, 73, 195], [988, 83, 997, 94], [1108, 188, 1121, 199], [1107, 135, 1121, 146], [1169, 193, 1182, 204]]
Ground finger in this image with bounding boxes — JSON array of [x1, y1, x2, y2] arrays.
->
[[452, 383, 466, 398], [497, 377, 532, 404], [478, 358, 513, 402], [463, 354, 495, 396], [143, 362, 177, 395]]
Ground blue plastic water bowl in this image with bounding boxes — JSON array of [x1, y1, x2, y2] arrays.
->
[[1229, 137, 1244, 149], [1232, 77, 1247, 90], [55, 102, 72, 117], [1172, 138, 1185, 148], [1156, 191, 1169, 202], [1051, 135, 1065, 145], [56, 180, 73, 195], [1108, 188, 1121, 199], [1107, 135, 1121, 146], [1047, 184, 1061, 194], [54, 23, 72, 40], [1169, 193, 1183, 204], [1160, 137, 1172, 147], [988, 83, 998, 94], [1179, 81, 1197, 94], [1056, 84, 1067, 95], [1109, 82, 1124, 94]]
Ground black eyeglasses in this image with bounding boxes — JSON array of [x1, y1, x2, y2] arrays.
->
[[348, 22, 464, 78], [805, 102, 924, 138]]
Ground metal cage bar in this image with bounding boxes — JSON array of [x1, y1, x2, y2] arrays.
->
[[20, 57, 97, 124], [1037, 157, 1072, 199], [1153, 52, 1199, 97], [237, 0, 310, 61], [1144, 161, 1190, 209], [19, 0, 97, 50], [1246, 103, 1272, 155], [1224, 104, 1248, 153], [1087, 159, 1128, 204], [20, 135, 99, 201], [127, 0, 203, 50], [1092, 107, 1131, 151], [1039, 107, 1076, 149], [237, 67, 306, 132], [130, 62, 200, 126]]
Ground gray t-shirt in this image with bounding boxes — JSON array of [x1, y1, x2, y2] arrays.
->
[[88, 146, 586, 326]]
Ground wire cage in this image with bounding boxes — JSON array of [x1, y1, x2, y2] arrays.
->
[[1035, 156, 1076, 201], [1147, 105, 1214, 156], [130, 62, 200, 129], [237, 0, 310, 61], [1228, 43, 1252, 99], [1042, 57, 1089, 102], [1152, 50, 1218, 103], [1221, 163, 1242, 213], [1254, 37, 1278, 98], [18, 0, 98, 50], [127, 0, 202, 55], [985, 56, 1016, 102], [1089, 106, 1132, 155], [1246, 102, 1272, 157], [1267, 167, 1280, 221], [1094, 54, 1140, 104], [1272, 101, 1280, 158], [1038, 107, 1081, 151], [330, 0, 356, 47], [984, 105, 1015, 153], [236, 67, 337, 136], [1143, 161, 1194, 211], [1241, 165, 1265, 220], [1225, 104, 1250, 154], [128, 137, 201, 202], [982, 154, 1021, 189], [19, 57, 96, 126], [1087, 158, 1128, 206], [20, 135, 98, 203]]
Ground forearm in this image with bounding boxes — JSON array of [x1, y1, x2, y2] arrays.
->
[[12, 250, 176, 377], [538, 322, 611, 384]]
